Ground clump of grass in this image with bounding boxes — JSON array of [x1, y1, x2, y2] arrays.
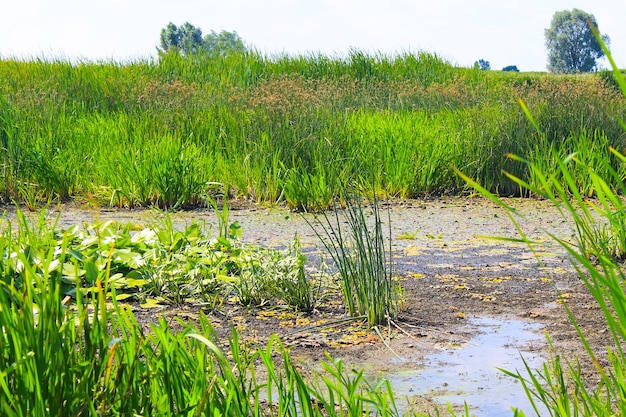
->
[[308, 192, 403, 327]]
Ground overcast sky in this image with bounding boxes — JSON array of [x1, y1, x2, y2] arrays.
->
[[1, 0, 624, 72]]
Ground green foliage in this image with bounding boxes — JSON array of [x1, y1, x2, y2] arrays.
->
[[237, 237, 313, 310], [0, 51, 625, 210], [0, 265, 396, 416], [466, 144, 626, 416], [0, 208, 310, 309], [159, 22, 245, 58], [459, 38, 626, 417], [474, 59, 490, 70], [159, 22, 205, 56], [203, 30, 246, 57], [545, 9, 610, 73], [502, 65, 519, 72]]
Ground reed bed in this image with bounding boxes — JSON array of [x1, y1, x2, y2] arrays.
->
[[1, 51, 624, 210]]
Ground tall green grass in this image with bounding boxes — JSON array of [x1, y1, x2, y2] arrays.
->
[[462, 146, 626, 417], [308, 193, 403, 327], [457, 32, 626, 416], [1, 52, 624, 210]]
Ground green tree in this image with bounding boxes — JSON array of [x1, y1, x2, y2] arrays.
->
[[474, 59, 491, 70], [159, 22, 204, 55], [159, 23, 245, 57], [159, 22, 181, 53], [502, 65, 519, 72], [545, 9, 610, 73], [203, 30, 246, 57]]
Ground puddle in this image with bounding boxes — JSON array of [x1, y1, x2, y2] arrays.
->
[[385, 317, 547, 416]]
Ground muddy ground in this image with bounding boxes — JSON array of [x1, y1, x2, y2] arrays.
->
[[7, 197, 612, 415]]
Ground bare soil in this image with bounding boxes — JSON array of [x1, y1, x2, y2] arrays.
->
[[10, 196, 611, 414]]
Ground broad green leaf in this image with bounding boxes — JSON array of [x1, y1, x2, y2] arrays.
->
[[62, 262, 85, 279], [228, 221, 242, 240], [84, 261, 100, 284]]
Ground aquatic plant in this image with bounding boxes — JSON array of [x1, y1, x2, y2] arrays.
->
[[0, 51, 624, 210], [308, 192, 403, 327], [0, 208, 311, 310]]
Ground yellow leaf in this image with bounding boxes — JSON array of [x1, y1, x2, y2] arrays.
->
[[114, 293, 134, 301], [296, 317, 312, 326], [404, 245, 422, 256], [257, 311, 276, 320], [140, 298, 164, 309]]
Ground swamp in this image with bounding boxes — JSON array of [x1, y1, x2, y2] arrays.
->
[[1, 49, 626, 416]]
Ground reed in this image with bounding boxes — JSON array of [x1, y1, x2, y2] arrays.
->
[[308, 192, 402, 327], [1, 52, 624, 210]]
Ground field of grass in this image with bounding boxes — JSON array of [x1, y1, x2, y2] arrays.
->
[[1, 51, 625, 210]]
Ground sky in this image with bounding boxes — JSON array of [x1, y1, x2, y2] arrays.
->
[[1, 0, 624, 72]]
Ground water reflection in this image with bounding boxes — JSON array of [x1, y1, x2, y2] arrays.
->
[[386, 316, 547, 416]]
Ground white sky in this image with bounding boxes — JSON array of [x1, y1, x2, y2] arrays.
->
[[1, 0, 624, 72]]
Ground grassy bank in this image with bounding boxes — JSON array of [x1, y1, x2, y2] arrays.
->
[[1, 51, 625, 210]]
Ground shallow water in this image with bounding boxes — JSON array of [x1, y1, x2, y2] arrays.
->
[[385, 317, 547, 416]]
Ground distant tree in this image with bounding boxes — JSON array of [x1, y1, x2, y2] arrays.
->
[[545, 9, 610, 73], [203, 30, 246, 57], [502, 65, 520, 72], [474, 59, 491, 70], [159, 23, 181, 53], [159, 22, 245, 57], [159, 22, 205, 56]]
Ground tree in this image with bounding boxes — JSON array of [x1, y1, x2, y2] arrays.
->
[[159, 22, 205, 56], [502, 65, 519, 72], [159, 22, 245, 57], [545, 9, 610, 73], [159, 23, 181, 53], [474, 59, 491, 70], [203, 30, 246, 57]]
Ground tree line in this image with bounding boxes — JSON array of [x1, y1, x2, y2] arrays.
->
[[162, 8, 611, 73]]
